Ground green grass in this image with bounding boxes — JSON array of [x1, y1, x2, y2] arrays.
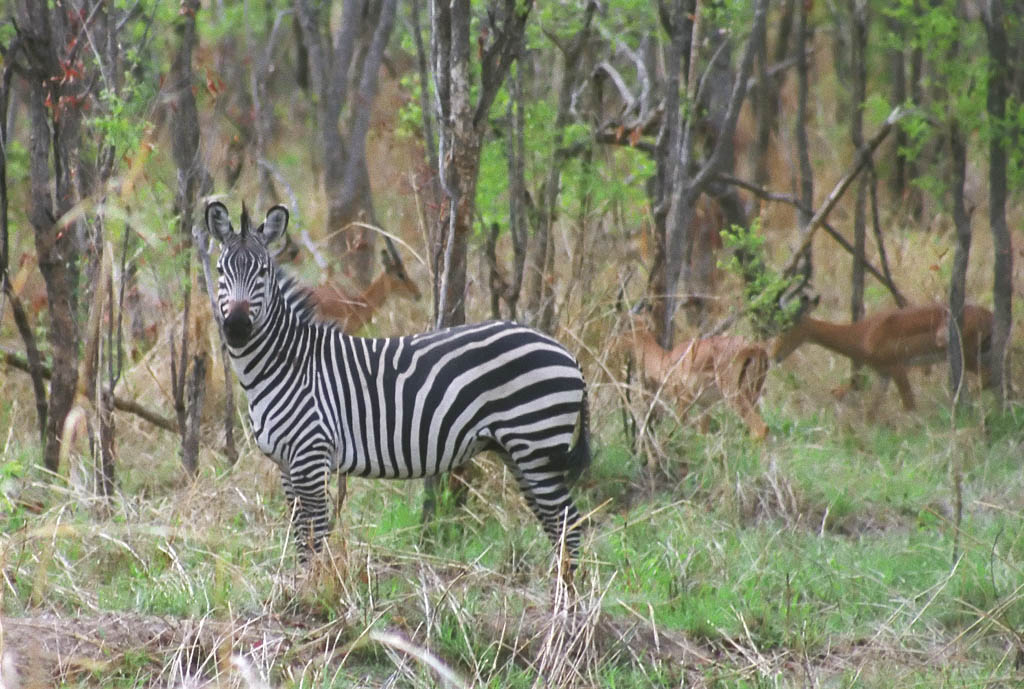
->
[[1, 394, 1023, 686]]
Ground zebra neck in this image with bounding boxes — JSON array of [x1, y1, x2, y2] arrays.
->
[[229, 295, 319, 385]]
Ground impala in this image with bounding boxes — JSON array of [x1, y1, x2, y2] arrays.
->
[[614, 314, 770, 439], [309, 245, 422, 333], [772, 302, 993, 410]]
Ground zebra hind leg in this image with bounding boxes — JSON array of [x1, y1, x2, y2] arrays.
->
[[509, 464, 585, 575]]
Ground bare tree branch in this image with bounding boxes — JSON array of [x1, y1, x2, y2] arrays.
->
[[717, 172, 906, 305], [780, 106, 903, 277], [2, 346, 177, 434]]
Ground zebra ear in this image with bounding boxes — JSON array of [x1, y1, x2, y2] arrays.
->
[[256, 205, 289, 246], [205, 202, 235, 244]]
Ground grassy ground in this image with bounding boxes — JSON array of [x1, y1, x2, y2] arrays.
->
[[1, 358, 1023, 687]]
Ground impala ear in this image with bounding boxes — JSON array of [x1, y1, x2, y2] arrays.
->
[[205, 202, 235, 245], [255, 205, 289, 246]]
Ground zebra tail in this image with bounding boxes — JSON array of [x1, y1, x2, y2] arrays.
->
[[563, 387, 592, 485]]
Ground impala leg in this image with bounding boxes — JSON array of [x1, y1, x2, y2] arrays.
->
[[735, 354, 769, 439], [733, 396, 768, 440], [890, 369, 916, 411]]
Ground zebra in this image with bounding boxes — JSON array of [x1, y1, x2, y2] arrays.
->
[[204, 202, 592, 570]]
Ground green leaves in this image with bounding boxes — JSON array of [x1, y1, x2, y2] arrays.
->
[[719, 221, 802, 337], [90, 80, 155, 158]]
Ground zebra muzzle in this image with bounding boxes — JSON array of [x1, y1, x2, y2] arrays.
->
[[223, 302, 253, 347]]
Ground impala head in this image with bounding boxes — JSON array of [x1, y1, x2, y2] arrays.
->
[[771, 283, 820, 363], [381, 239, 422, 302], [607, 298, 659, 362], [205, 201, 289, 348]]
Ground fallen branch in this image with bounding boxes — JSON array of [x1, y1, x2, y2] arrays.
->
[[2, 346, 177, 434]]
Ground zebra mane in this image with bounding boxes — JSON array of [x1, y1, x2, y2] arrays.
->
[[275, 268, 321, 326]]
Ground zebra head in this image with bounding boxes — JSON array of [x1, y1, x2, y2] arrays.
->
[[205, 201, 289, 348]]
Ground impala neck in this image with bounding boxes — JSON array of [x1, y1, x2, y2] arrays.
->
[[780, 316, 869, 362], [359, 273, 397, 313]]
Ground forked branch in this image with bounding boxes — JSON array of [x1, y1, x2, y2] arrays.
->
[[780, 106, 904, 278]]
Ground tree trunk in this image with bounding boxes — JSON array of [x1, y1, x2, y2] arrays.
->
[[887, 12, 908, 200], [660, 0, 767, 345], [649, 0, 690, 347], [493, 64, 528, 321], [251, 8, 292, 208], [1, 38, 49, 443], [426, 0, 531, 519], [294, 0, 396, 286], [18, 1, 85, 474], [848, 0, 868, 386], [947, 120, 971, 408], [783, 0, 816, 292], [333, 0, 397, 281], [754, 0, 795, 187], [434, 0, 475, 328], [170, 0, 214, 476], [906, 3, 925, 222], [433, 0, 530, 329], [521, 4, 595, 332], [984, 0, 1013, 406], [794, 0, 814, 238], [97, 389, 116, 499], [181, 354, 207, 478]]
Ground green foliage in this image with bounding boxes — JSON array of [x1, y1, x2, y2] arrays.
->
[[719, 221, 802, 336], [2, 140, 29, 196], [89, 76, 155, 158], [198, 0, 286, 43], [1002, 96, 1024, 189], [880, 0, 1005, 208]]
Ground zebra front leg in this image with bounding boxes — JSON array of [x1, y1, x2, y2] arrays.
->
[[421, 474, 440, 524], [286, 457, 333, 560], [278, 466, 302, 554], [421, 466, 472, 524]]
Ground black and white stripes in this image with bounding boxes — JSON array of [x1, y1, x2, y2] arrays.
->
[[205, 202, 591, 567]]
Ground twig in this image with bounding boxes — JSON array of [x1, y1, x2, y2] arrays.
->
[[369, 631, 468, 689], [2, 345, 177, 433], [191, 224, 221, 326]]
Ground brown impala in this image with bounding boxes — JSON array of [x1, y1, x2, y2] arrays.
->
[[614, 311, 770, 440], [772, 302, 993, 410], [309, 244, 422, 333]]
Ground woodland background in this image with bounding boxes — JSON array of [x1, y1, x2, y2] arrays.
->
[[0, 0, 1023, 686]]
